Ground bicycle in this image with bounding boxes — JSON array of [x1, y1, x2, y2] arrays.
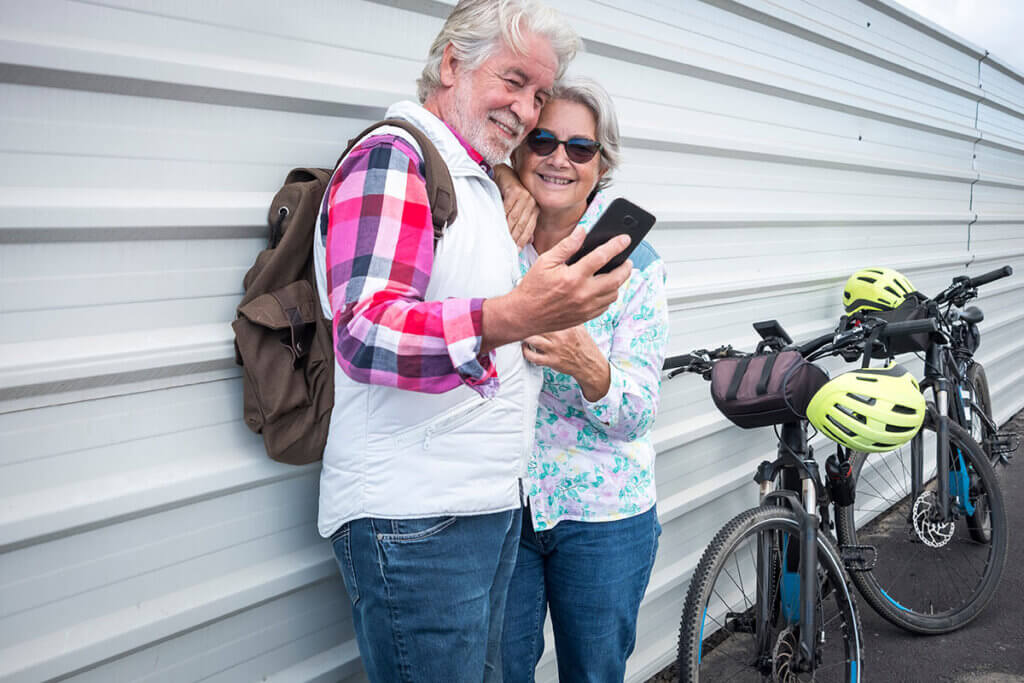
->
[[931, 265, 1017, 467], [668, 316, 936, 682], [832, 266, 1012, 634]]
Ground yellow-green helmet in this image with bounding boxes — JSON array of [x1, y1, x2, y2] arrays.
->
[[843, 267, 916, 314], [807, 364, 926, 453]]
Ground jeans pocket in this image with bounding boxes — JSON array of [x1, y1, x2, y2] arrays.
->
[[330, 524, 359, 605], [377, 515, 458, 543]]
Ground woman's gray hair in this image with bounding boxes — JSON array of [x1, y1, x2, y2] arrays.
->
[[417, 0, 580, 104], [552, 77, 621, 192]]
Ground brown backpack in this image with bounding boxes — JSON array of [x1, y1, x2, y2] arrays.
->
[[233, 119, 458, 465]]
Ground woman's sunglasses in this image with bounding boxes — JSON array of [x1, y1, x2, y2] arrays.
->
[[525, 128, 602, 164]]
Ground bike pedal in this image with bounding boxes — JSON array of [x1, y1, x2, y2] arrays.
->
[[988, 432, 1020, 460], [724, 611, 756, 634], [840, 545, 877, 572]]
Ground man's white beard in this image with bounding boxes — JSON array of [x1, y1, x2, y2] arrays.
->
[[449, 80, 523, 165]]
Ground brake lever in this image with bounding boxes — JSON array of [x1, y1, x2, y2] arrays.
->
[[832, 326, 863, 346], [710, 344, 735, 359]]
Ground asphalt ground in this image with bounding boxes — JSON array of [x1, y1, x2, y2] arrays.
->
[[648, 408, 1024, 682]]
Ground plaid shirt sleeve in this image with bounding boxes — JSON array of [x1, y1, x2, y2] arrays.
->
[[321, 134, 498, 396]]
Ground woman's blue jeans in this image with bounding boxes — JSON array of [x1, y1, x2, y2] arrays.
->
[[501, 506, 661, 683], [331, 508, 521, 683]]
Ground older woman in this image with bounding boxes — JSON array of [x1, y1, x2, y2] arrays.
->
[[496, 78, 669, 683]]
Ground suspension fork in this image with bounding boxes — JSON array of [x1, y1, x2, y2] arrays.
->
[[781, 423, 820, 672], [935, 386, 953, 522], [758, 483, 822, 675], [799, 462, 820, 672], [754, 459, 776, 668], [927, 345, 953, 521]]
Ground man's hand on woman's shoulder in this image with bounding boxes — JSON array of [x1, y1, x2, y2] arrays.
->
[[494, 163, 539, 248]]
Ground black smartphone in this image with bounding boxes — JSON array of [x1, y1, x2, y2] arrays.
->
[[565, 198, 656, 274]]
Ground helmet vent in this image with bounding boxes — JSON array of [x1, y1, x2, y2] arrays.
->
[[884, 286, 900, 297], [846, 392, 876, 406], [872, 441, 896, 448], [837, 404, 868, 423], [854, 376, 879, 383], [891, 404, 918, 415], [826, 414, 857, 436], [857, 276, 878, 283], [885, 424, 915, 433]]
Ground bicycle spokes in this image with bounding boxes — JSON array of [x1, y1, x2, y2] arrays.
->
[[683, 509, 861, 682]]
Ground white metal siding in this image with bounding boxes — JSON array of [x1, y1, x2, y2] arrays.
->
[[1, 0, 1022, 681]]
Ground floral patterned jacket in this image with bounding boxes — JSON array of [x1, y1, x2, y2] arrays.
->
[[519, 191, 670, 530]]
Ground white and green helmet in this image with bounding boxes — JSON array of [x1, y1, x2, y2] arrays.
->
[[843, 267, 916, 314], [807, 364, 926, 453]]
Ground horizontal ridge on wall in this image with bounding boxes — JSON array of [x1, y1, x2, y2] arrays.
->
[[0, 543, 335, 682], [2, 1, 1007, 146], [8, 250, 1021, 411], [0, 449, 314, 552]]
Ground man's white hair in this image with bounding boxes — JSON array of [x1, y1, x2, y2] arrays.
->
[[417, 0, 580, 104]]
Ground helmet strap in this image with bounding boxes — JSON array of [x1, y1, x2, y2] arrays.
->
[[863, 325, 883, 368]]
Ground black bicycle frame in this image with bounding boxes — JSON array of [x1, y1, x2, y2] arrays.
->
[[754, 421, 823, 673]]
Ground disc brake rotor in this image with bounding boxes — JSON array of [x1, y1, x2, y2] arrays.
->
[[912, 491, 955, 547], [772, 626, 800, 682]]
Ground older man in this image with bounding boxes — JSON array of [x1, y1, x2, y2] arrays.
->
[[313, 1, 632, 680]]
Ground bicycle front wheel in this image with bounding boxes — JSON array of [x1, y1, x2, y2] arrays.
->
[[966, 362, 994, 462], [835, 415, 1007, 634], [678, 506, 862, 682]]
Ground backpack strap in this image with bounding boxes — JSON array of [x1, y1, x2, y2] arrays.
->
[[336, 118, 458, 243]]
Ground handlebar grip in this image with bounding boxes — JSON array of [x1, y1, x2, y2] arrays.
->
[[967, 265, 1013, 288], [880, 318, 937, 339], [663, 354, 698, 370]]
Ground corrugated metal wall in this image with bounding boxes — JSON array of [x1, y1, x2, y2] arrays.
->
[[1, 0, 1021, 680]]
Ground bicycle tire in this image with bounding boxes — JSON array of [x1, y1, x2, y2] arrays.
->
[[964, 363, 995, 542], [966, 362, 994, 462], [678, 506, 862, 682], [835, 413, 1007, 634]]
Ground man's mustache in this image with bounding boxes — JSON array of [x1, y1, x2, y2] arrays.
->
[[490, 108, 524, 138]]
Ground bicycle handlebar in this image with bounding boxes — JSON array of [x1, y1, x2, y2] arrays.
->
[[878, 318, 938, 339], [795, 332, 834, 356], [934, 265, 1013, 304], [664, 316, 937, 376], [966, 265, 1013, 288]]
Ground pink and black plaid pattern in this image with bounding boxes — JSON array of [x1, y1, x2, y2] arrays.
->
[[321, 133, 497, 396]]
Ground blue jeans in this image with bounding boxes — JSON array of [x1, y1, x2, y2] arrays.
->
[[501, 506, 661, 683], [331, 508, 522, 683]]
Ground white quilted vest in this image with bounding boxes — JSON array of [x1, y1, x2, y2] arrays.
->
[[314, 101, 542, 536]]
